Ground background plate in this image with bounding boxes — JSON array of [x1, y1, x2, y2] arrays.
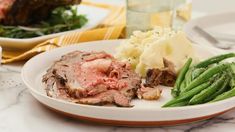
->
[[0, 5, 109, 50], [184, 12, 235, 48]]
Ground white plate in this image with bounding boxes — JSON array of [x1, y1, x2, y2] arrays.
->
[[0, 5, 109, 50], [21, 40, 235, 126], [184, 12, 235, 46]]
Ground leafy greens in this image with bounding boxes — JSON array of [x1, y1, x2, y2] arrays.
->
[[0, 5, 88, 38]]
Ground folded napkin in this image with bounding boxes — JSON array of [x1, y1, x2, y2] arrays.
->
[[2, 1, 191, 64]]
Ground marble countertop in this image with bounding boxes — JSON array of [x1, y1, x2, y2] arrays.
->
[[1, 0, 235, 132], [1, 65, 235, 132]]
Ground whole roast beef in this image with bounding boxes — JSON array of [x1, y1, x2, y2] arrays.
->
[[0, 0, 81, 25], [42, 51, 141, 107]]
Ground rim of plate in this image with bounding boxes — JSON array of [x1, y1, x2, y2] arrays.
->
[[21, 39, 235, 112]]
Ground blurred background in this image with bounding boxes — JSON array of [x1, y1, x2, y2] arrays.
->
[[88, 0, 235, 14]]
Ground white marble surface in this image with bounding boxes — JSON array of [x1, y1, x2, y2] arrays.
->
[[1, 66, 235, 132], [1, 0, 235, 132]]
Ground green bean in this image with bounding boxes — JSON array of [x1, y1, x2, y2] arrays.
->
[[180, 80, 186, 91], [163, 81, 211, 107], [192, 68, 206, 80], [229, 75, 235, 88], [210, 87, 235, 102], [230, 63, 235, 72], [229, 64, 235, 88], [166, 101, 189, 107], [189, 74, 227, 105], [171, 58, 192, 97], [195, 53, 235, 68], [185, 68, 193, 87], [204, 76, 230, 102], [181, 64, 228, 93]]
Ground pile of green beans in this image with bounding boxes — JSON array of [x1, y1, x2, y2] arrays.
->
[[163, 53, 235, 107]]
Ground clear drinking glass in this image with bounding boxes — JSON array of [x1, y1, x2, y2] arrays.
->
[[172, 0, 192, 30], [126, 0, 192, 37]]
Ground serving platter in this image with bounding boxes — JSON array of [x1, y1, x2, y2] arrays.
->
[[21, 40, 235, 126], [0, 4, 109, 50]]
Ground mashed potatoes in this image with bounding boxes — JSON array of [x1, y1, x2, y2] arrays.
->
[[116, 27, 175, 68], [115, 27, 196, 76]]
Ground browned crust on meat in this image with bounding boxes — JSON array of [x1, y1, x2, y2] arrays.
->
[[145, 58, 177, 87]]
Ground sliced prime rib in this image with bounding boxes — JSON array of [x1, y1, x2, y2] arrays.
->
[[0, 0, 81, 25], [42, 51, 141, 107]]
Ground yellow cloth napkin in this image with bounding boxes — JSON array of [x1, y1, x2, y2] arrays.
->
[[2, 1, 125, 63], [2, 1, 191, 63]]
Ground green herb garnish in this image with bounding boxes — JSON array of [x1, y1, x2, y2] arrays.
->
[[0, 5, 88, 38]]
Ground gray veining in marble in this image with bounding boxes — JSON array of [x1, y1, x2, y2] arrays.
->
[[0, 65, 235, 132]]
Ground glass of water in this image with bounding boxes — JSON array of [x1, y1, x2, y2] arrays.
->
[[172, 0, 192, 30], [126, 0, 191, 37]]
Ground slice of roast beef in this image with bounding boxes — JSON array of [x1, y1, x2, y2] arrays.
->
[[42, 51, 141, 107], [75, 90, 132, 107]]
